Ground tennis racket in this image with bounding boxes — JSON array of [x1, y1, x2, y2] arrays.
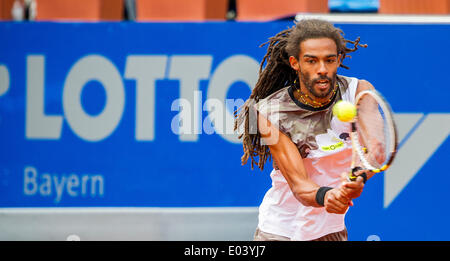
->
[[348, 89, 398, 182]]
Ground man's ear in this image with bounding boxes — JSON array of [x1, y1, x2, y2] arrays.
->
[[289, 56, 300, 71], [337, 53, 342, 67]]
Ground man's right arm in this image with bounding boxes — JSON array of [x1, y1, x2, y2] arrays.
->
[[257, 112, 351, 214]]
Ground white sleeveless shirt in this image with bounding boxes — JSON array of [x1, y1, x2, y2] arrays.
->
[[254, 75, 358, 241]]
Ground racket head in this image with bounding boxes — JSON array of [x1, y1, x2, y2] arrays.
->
[[352, 89, 398, 174]]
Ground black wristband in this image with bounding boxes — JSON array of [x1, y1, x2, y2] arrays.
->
[[315, 186, 333, 207]]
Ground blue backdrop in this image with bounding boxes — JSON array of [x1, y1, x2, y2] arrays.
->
[[0, 21, 449, 240]]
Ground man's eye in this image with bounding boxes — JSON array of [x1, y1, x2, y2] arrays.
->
[[327, 59, 336, 63], [307, 60, 316, 64]]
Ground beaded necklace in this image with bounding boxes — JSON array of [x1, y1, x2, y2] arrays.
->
[[296, 82, 338, 109]]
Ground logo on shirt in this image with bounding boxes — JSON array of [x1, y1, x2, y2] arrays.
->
[[321, 140, 345, 152], [315, 129, 348, 153]]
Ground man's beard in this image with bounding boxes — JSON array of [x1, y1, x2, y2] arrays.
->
[[299, 70, 337, 98]]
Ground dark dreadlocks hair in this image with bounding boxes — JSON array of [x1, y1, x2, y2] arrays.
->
[[234, 19, 367, 171]]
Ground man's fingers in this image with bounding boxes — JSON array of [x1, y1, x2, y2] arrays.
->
[[343, 176, 365, 188], [341, 170, 366, 185], [330, 189, 350, 204], [341, 179, 364, 200], [324, 189, 352, 214], [326, 204, 348, 214], [356, 175, 365, 184], [337, 192, 351, 205], [329, 192, 350, 209]]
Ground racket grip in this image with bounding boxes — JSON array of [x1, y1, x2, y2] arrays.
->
[[348, 166, 364, 182]]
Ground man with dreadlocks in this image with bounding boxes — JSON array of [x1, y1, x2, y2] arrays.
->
[[235, 19, 374, 241]]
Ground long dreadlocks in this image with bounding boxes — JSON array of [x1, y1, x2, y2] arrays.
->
[[234, 19, 367, 171]]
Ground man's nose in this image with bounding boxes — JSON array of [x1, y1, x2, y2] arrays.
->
[[317, 61, 328, 75]]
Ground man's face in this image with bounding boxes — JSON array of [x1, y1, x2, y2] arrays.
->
[[294, 38, 340, 98]]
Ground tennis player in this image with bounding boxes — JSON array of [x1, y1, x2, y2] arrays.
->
[[235, 19, 375, 241]]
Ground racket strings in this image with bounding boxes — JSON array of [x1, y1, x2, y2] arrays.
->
[[356, 94, 391, 169]]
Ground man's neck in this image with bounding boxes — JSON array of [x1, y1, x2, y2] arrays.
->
[[295, 83, 337, 108]]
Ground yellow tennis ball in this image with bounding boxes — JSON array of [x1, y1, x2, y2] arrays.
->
[[333, 100, 356, 122]]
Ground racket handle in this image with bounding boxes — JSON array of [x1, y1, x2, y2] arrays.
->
[[348, 166, 364, 182]]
